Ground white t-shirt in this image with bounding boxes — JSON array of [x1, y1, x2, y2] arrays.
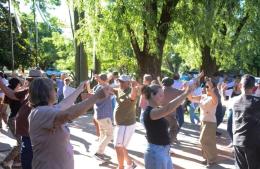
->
[[63, 85, 76, 99]]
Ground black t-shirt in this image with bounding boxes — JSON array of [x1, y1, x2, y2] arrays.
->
[[143, 106, 170, 145], [233, 95, 260, 147]]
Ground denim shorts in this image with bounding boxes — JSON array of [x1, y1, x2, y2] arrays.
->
[[144, 143, 173, 169]]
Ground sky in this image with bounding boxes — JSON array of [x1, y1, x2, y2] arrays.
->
[[19, 0, 72, 38]]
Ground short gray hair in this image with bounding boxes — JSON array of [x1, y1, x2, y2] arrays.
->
[[29, 78, 55, 107]]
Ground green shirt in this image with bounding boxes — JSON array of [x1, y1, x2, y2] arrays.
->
[[114, 87, 136, 125]]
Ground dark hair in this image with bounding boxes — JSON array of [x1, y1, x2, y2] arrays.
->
[[8, 78, 21, 90], [173, 73, 180, 80], [141, 84, 161, 100], [113, 71, 118, 76], [29, 78, 55, 107], [241, 74, 255, 90], [162, 77, 173, 87], [143, 74, 153, 83]]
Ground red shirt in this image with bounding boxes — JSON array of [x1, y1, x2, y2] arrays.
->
[[15, 89, 31, 136]]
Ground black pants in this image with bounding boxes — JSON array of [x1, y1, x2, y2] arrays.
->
[[234, 146, 260, 169], [21, 136, 33, 169]]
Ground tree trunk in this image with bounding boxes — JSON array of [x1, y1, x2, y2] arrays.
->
[[74, 9, 88, 85], [137, 52, 161, 79], [200, 45, 217, 76]]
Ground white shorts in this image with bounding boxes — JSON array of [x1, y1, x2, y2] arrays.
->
[[114, 123, 136, 148]]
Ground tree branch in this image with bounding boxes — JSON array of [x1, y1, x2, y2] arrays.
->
[[231, 12, 249, 46], [126, 24, 141, 60], [157, 0, 180, 56], [143, 22, 149, 54]]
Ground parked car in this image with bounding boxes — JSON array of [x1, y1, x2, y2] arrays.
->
[[45, 68, 62, 77]]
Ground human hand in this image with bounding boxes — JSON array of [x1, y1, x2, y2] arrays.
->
[[183, 82, 195, 95], [78, 80, 89, 92], [96, 85, 114, 99]]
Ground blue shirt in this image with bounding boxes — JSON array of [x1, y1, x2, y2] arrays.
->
[[56, 79, 64, 97], [93, 84, 113, 120]]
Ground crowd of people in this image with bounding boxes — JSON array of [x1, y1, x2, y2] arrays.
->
[[0, 69, 259, 169]]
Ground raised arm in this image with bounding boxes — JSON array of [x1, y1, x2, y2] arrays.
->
[[150, 85, 193, 120], [130, 81, 139, 101], [56, 81, 88, 110], [53, 86, 113, 127], [187, 95, 201, 103], [207, 80, 218, 106], [0, 77, 18, 100], [219, 83, 230, 107]]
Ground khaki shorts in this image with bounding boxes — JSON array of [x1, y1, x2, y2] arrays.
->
[[114, 123, 136, 148]]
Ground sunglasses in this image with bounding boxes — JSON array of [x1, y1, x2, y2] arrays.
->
[[205, 86, 209, 89]]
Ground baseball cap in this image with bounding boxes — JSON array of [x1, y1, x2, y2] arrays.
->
[[162, 77, 173, 86], [118, 75, 131, 82]]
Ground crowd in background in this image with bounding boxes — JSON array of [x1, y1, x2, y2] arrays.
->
[[0, 69, 259, 169]]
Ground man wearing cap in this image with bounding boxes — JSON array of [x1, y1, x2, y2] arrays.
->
[[161, 77, 183, 144], [0, 69, 42, 169], [92, 74, 114, 161], [114, 74, 138, 169]]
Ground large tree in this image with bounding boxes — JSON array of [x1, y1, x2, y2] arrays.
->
[[0, 1, 33, 70], [173, 0, 256, 76]]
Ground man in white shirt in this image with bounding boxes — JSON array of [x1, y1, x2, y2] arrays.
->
[[63, 78, 76, 99]]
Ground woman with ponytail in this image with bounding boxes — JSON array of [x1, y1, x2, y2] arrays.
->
[[142, 83, 193, 169]]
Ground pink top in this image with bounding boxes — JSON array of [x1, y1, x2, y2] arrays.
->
[[139, 94, 149, 111], [199, 94, 218, 123]]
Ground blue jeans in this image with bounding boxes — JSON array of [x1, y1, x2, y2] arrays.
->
[[21, 136, 33, 169], [144, 144, 173, 169], [176, 106, 184, 129], [187, 104, 200, 124], [139, 109, 145, 125], [227, 109, 233, 141]]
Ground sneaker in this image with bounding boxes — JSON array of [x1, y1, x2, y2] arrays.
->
[[206, 161, 216, 168], [94, 153, 106, 161], [12, 162, 22, 167], [216, 131, 222, 136], [0, 161, 11, 169], [226, 143, 233, 148], [201, 160, 207, 165], [126, 161, 137, 169], [103, 154, 111, 160]]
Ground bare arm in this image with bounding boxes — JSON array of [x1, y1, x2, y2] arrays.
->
[[130, 81, 139, 101], [207, 80, 218, 105], [187, 95, 201, 103], [219, 83, 229, 107], [0, 77, 18, 100], [56, 81, 87, 110], [150, 87, 192, 120], [53, 86, 112, 127]]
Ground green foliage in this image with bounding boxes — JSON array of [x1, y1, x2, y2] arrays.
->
[[0, 3, 33, 70]]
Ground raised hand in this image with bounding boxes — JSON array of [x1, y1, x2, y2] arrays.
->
[[198, 71, 205, 79], [77, 80, 89, 92], [183, 82, 195, 95], [96, 86, 114, 99]]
